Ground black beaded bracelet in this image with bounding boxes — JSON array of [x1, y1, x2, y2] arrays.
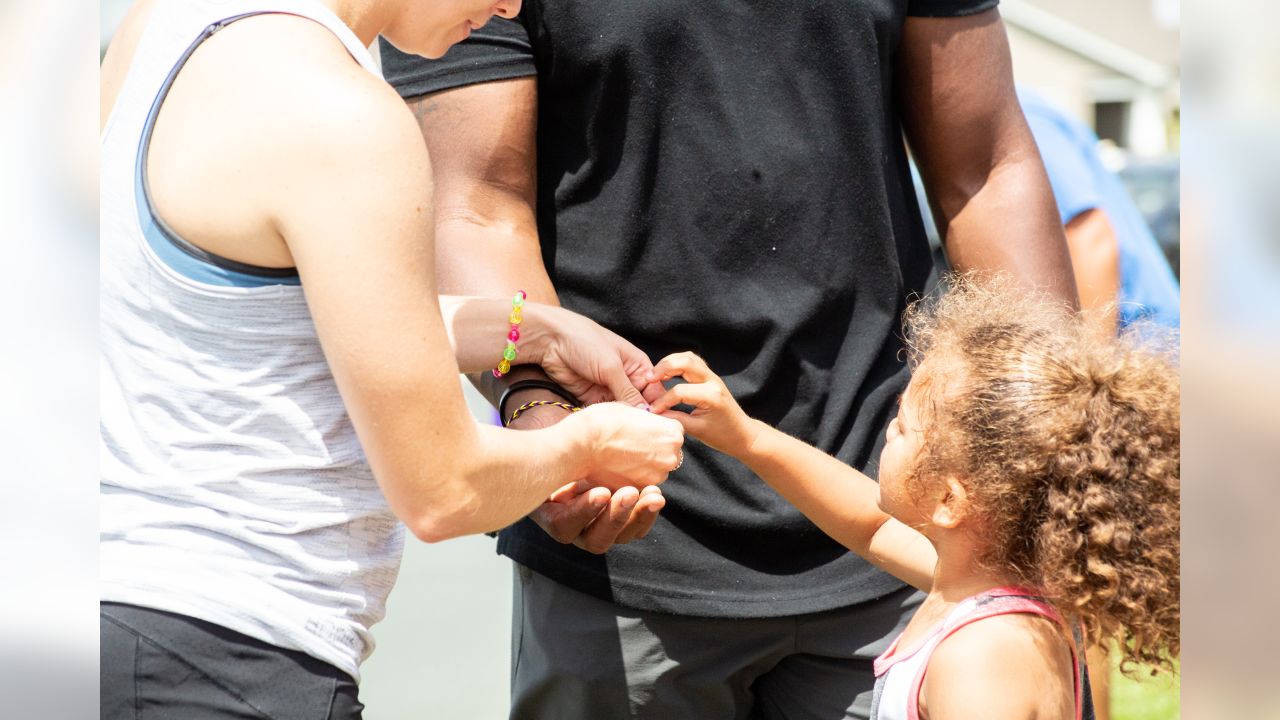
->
[[497, 379, 581, 425]]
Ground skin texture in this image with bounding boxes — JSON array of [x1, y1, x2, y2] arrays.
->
[[1065, 208, 1122, 334], [647, 351, 1078, 720], [406, 7, 1078, 553], [100, 0, 685, 542], [922, 614, 1076, 720]]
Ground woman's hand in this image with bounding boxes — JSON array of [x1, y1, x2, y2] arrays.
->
[[509, 400, 668, 553], [534, 305, 656, 408], [440, 297, 654, 408], [560, 402, 685, 492], [646, 352, 761, 457]]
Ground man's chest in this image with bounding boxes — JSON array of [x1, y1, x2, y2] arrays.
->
[[526, 0, 907, 67]]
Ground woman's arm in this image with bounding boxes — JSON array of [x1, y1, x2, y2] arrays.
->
[[648, 353, 937, 590], [258, 44, 683, 543]]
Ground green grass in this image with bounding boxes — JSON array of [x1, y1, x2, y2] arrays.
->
[[1110, 659, 1180, 720]]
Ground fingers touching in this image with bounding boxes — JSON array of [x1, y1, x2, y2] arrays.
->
[[648, 351, 712, 384]]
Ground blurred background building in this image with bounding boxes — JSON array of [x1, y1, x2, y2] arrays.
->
[[1004, 0, 1181, 275], [1006, 0, 1179, 155]]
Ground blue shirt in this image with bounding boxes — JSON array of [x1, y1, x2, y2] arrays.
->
[[1018, 86, 1180, 329]]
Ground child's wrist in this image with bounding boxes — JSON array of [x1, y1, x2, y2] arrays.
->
[[729, 417, 768, 459]]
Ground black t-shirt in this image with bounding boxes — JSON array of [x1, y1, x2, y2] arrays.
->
[[383, 0, 997, 618]]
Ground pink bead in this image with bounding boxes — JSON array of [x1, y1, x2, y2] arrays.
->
[[517, 290, 527, 300], [492, 368, 504, 378], [508, 328, 521, 343]]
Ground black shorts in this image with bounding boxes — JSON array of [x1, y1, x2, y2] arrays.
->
[[101, 602, 363, 720]]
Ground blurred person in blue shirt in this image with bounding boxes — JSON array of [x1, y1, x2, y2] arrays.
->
[[1018, 85, 1180, 332]]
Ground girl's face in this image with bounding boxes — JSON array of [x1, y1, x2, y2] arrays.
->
[[385, 0, 521, 59], [876, 374, 931, 521]]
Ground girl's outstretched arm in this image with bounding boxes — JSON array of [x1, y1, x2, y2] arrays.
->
[[648, 353, 937, 591]]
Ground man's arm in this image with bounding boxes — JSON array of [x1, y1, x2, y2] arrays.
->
[[407, 78, 665, 552], [1065, 208, 1121, 332], [899, 9, 1079, 307], [410, 79, 572, 407]]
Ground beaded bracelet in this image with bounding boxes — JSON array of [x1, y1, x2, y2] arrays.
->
[[505, 400, 582, 427], [492, 290, 527, 378]]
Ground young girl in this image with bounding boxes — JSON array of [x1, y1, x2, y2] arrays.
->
[[647, 276, 1179, 720]]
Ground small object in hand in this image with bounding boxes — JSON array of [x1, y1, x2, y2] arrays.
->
[[673, 450, 684, 471]]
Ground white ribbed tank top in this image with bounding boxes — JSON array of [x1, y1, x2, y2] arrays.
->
[[100, 0, 402, 682]]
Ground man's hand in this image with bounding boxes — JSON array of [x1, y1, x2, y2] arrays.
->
[[532, 481, 666, 554], [508, 402, 667, 553]]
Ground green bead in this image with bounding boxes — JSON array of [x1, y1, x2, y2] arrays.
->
[[503, 344, 518, 361], [512, 293, 526, 308]]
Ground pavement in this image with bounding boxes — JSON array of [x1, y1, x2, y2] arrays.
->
[[359, 381, 514, 719], [360, 533, 513, 719]]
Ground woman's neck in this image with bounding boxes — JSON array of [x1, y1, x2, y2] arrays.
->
[[322, 0, 397, 47]]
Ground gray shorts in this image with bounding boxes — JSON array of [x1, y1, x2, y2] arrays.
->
[[100, 603, 363, 720], [509, 565, 925, 720]]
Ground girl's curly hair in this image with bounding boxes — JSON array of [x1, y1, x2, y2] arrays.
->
[[903, 273, 1179, 675]]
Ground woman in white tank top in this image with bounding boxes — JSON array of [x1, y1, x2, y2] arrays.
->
[[100, 1, 685, 716]]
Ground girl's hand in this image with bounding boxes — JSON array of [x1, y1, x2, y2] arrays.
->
[[646, 352, 761, 457], [561, 402, 685, 492]]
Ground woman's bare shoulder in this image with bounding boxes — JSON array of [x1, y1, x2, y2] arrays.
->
[[140, 9, 428, 262]]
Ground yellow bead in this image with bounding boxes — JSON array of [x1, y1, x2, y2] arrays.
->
[[509, 309, 523, 325], [497, 359, 512, 374]]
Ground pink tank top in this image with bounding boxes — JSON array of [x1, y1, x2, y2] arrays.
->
[[870, 587, 1083, 720]]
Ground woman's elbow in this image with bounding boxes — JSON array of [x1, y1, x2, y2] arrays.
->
[[404, 487, 485, 544]]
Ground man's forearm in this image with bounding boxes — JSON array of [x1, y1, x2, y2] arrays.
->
[[939, 149, 1079, 307], [407, 81, 566, 411]]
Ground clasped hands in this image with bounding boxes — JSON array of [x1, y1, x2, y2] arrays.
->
[[505, 309, 751, 555]]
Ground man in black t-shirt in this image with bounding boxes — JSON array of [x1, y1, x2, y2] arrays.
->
[[382, 1, 1079, 717]]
